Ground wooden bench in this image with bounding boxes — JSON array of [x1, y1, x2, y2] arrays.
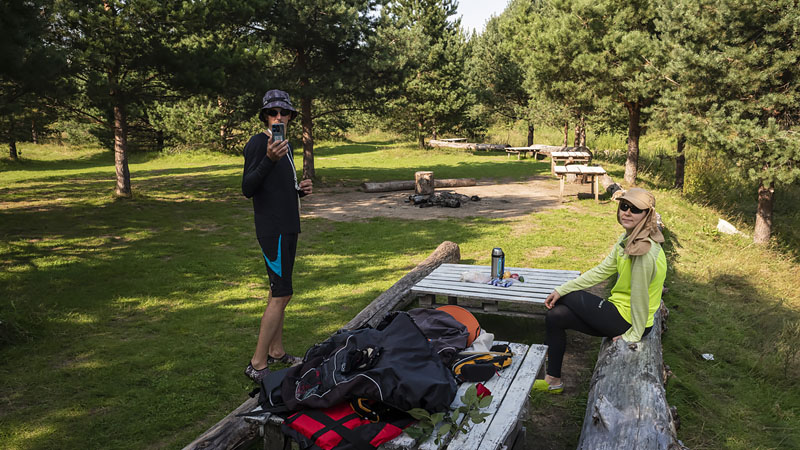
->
[[411, 263, 580, 318], [550, 151, 592, 174], [244, 341, 547, 450], [505, 147, 538, 160], [553, 165, 607, 202]]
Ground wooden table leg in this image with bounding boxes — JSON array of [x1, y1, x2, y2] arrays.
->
[[448, 296, 457, 305], [594, 175, 599, 202], [419, 294, 435, 308], [559, 175, 565, 201]]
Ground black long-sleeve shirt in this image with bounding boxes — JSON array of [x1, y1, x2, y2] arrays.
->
[[242, 132, 303, 237]]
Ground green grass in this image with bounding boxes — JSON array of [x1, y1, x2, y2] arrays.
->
[[1, 135, 799, 449]]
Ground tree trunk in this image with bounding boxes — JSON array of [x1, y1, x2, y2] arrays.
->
[[527, 122, 534, 146], [578, 305, 681, 449], [31, 119, 38, 144], [113, 99, 132, 197], [414, 171, 435, 195], [574, 121, 582, 147], [579, 115, 586, 147], [9, 140, 18, 160], [754, 183, 774, 244], [156, 130, 164, 152], [674, 135, 686, 190], [418, 119, 425, 149], [562, 121, 569, 146], [300, 95, 315, 180], [624, 103, 641, 184]]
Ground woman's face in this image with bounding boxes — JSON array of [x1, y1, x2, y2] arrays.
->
[[618, 201, 647, 232]]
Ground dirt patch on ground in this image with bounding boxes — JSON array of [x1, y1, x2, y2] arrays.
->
[[301, 175, 588, 221]]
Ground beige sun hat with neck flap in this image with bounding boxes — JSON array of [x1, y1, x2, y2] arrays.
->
[[616, 188, 664, 256]]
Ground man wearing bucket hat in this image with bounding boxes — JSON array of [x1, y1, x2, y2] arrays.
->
[[242, 89, 313, 382], [535, 188, 667, 393]]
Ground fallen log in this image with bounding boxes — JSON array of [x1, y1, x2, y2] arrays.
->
[[428, 139, 509, 151], [577, 304, 683, 450], [360, 178, 477, 193], [184, 241, 461, 450]]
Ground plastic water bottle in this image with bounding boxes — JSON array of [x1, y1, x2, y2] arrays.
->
[[491, 248, 505, 279]]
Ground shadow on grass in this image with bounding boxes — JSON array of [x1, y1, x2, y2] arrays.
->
[[0, 186, 495, 448]]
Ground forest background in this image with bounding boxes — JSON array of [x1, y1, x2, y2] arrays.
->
[[2, 0, 800, 449]]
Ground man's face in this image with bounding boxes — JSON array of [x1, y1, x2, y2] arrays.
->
[[265, 108, 292, 127]]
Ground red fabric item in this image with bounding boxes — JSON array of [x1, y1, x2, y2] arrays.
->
[[284, 403, 406, 450]]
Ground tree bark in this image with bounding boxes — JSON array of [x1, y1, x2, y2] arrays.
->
[[112, 97, 132, 197], [31, 119, 38, 145], [418, 119, 425, 149], [624, 103, 641, 184], [579, 115, 586, 147], [578, 305, 681, 449], [414, 171, 434, 195], [361, 178, 476, 193], [563, 121, 569, 146], [527, 122, 534, 146], [300, 95, 315, 180], [754, 183, 774, 244], [9, 140, 18, 160], [156, 130, 164, 152], [674, 135, 686, 190]]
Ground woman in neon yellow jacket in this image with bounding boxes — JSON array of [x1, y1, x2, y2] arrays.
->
[[535, 188, 667, 394]]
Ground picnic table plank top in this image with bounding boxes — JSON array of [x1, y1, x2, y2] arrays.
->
[[410, 263, 580, 305], [440, 138, 468, 142], [551, 151, 592, 158], [554, 164, 606, 175], [505, 147, 539, 151]]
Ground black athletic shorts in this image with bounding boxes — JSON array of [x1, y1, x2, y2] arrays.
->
[[257, 233, 298, 297]]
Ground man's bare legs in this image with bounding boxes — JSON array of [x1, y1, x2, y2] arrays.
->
[[251, 294, 291, 370]]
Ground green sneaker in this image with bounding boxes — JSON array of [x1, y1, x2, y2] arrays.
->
[[532, 379, 564, 394]]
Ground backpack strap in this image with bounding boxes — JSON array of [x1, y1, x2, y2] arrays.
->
[[297, 409, 375, 450]]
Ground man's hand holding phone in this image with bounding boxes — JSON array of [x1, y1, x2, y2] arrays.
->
[[266, 135, 289, 162]]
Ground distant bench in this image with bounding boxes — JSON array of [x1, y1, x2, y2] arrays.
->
[[550, 151, 592, 174], [505, 147, 539, 160]]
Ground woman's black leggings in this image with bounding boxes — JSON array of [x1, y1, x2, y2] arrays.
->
[[544, 290, 652, 378]]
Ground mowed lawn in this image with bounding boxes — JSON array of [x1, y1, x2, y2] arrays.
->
[[1, 135, 799, 449]]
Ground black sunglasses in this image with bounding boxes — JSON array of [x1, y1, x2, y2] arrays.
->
[[619, 202, 645, 214], [266, 108, 292, 117]]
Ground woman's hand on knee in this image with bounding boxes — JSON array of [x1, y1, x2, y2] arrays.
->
[[545, 290, 561, 309]]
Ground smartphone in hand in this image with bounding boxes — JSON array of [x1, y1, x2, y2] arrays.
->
[[271, 123, 285, 142]]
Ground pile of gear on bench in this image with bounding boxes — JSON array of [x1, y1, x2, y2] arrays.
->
[[241, 306, 513, 450]]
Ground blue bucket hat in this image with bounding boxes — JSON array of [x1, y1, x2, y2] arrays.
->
[[261, 89, 298, 120]]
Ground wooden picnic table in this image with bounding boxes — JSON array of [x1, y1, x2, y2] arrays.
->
[[245, 341, 547, 450], [550, 151, 592, 174], [554, 164, 607, 202], [505, 147, 539, 160], [411, 263, 580, 318]]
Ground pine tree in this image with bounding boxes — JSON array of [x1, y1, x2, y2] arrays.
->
[[251, 0, 392, 179], [656, 0, 800, 243], [0, 0, 69, 159], [384, 0, 471, 148], [527, 0, 663, 182], [51, 0, 239, 196]]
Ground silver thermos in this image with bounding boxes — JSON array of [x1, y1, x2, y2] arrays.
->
[[491, 248, 505, 279]]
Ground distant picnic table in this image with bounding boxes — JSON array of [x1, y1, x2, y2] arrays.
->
[[554, 164, 607, 202]]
